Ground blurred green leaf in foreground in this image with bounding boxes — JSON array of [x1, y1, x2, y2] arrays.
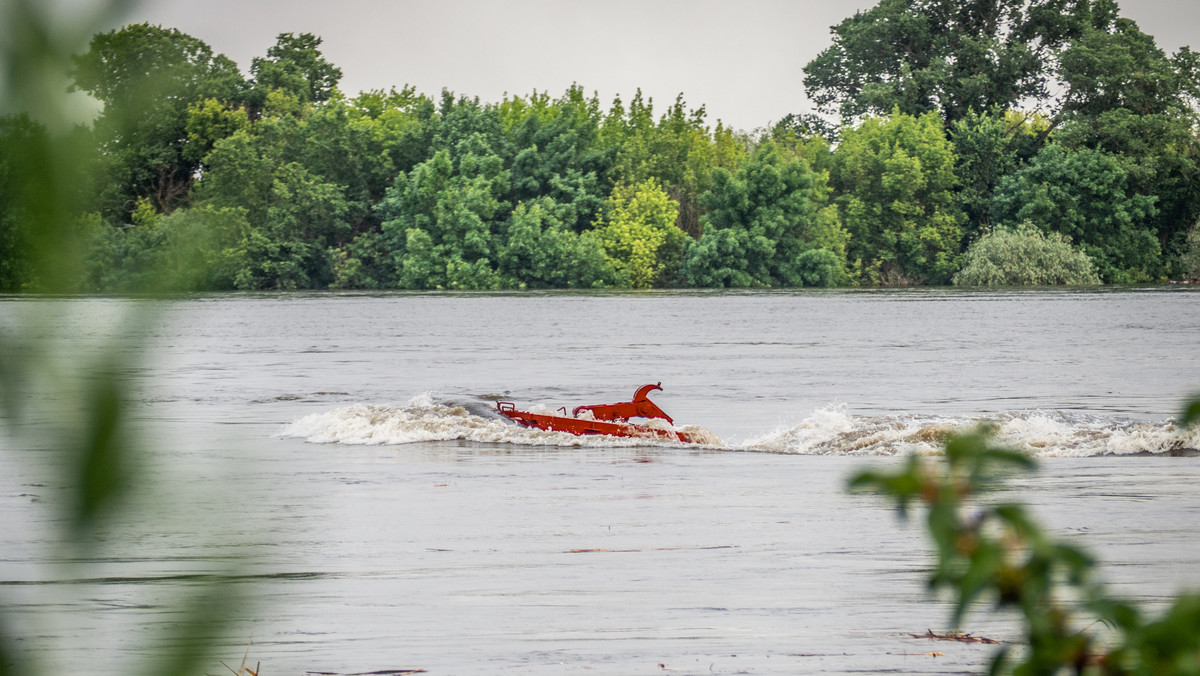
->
[[1, 1, 242, 674]]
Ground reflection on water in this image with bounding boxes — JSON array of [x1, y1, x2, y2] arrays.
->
[[2, 289, 1200, 675]]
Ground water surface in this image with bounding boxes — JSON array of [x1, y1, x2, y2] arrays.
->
[[3, 288, 1199, 675]]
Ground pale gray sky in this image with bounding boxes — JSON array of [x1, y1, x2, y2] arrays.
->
[[104, 0, 1200, 132]]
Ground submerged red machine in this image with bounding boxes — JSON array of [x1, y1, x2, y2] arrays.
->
[[497, 383, 695, 444]]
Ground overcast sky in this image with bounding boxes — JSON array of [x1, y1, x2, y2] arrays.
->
[[102, 0, 1200, 132]]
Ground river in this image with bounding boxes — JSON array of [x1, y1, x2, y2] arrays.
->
[[2, 288, 1199, 675]]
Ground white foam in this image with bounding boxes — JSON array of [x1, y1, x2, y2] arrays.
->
[[279, 396, 1198, 457], [735, 406, 1195, 457], [278, 394, 719, 449], [741, 404, 859, 454], [993, 412, 1198, 458]]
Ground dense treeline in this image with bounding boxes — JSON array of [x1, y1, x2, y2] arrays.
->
[[3, 0, 1200, 292]]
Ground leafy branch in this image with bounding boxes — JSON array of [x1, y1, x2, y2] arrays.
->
[[850, 397, 1200, 675]]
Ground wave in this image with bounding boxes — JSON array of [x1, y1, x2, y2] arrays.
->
[[278, 395, 1200, 458], [278, 393, 720, 449], [742, 406, 1200, 457]]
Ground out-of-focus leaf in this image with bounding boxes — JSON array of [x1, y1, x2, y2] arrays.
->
[[1182, 394, 1200, 427], [72, 367, 136, 533], [147, 582, 242, 676]]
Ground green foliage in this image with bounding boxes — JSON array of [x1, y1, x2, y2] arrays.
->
[[803, 0, 1200, 286], [70, 23, 246, 219], [377, 145, 510, 289], [6, 3, 1200, 291], [1183, 393, 1200, 427], [0, 115, 45, 291], [1, 3, 242, 675], [834, 110, 965, 285], [1057, 18, 1189, 120], [604, 91, 745, 237], [497, 198, 615, 288], [248, 32, 342, 108], [950, 109, 1050, 239], [504, 86, 611, 232], [1050, 20, 1200, 264], [592, 178, 684, 288], [682, 141, 847, 287], [802, 0, 1106, 125], [954, 222, 1101, 286], [194, 122, 353, 289], [991, 143, 1161, 283], [794, 248, 843, 287], [330, 231, 388, 289], [1177, 220, 1200, 280], [85, 204, 250, 291], [0, 92, 101, 294], [183, 97, 248, 164], [850, 414, 1200, 675]]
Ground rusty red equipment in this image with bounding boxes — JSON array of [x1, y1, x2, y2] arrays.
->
[[496, 382, 694, 443]]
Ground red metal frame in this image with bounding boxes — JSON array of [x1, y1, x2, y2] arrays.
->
[[497, 383, 693, 443]]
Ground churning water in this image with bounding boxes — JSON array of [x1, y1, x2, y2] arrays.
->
[[3, 288, 1200, 675]]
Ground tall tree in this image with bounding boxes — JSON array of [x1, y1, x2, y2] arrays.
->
[[990, 143, 1160, 282], [248, 32, 342, 109], [604, 91, 743, 237], [683, 141, 841, 287], [803, 0, 1118, 125], [503, 86, 612, 232], [496, 197, 615, 288], [950, 108, 1048, 239], [70, 23, 246, 219], [376, 145, 511, 290], [1052, 19, 1200, 261], [834, 110, 965, 284]]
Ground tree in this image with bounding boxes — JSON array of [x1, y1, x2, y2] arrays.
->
[[194, 121, 353, 289], [834, 110, 965, 284], [183, 98, 249, 165], [802, 0, 1115, 126], [604, 91, 744, 237], [0, 115, 43, 290], [496, 198, 615, 288], [769, 112, 840, 144], [1051, 21, 1200, 265], [953, 221, 1101, 285], [991, 143, 1160, 282], [1177, 219, 1200, 280], [1056, 18, 1190, 120], [84, 204, 251, 292], [0, 114, 103, 293], [683, 141, 845, 287], [592, 178, 685, 288], [248, 32, 342, 109], [376, 146, 510, 289], [503, 86, 612, 233], [70, 23, 246, 219], [950, 109, 1048, 239]]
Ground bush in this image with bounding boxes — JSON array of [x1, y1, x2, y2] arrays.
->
[[794, 248, 841, 287], [953, 222, 1101, 286]]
